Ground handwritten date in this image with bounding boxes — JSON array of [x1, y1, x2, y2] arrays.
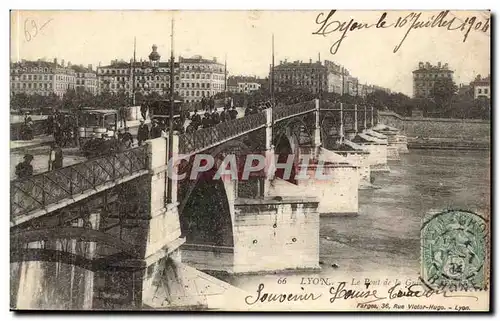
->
[[313, 10, 490, 55]]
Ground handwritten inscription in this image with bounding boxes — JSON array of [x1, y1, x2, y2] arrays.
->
[[312, 10, 490, 55], [24, 18, 53, 42], [245, 277, 481, 307], [245, 283, 322, 305]]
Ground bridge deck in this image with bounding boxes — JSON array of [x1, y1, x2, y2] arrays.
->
[[11, 100, 326, 225], [11, 145, 149, 225]]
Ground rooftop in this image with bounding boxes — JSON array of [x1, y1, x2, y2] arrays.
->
[[471, 74, 490, 85], [179, 55, 223, 65], [275, 60, 325, 69], [11, 60, 63, 69], [413, 61, 453, 73]]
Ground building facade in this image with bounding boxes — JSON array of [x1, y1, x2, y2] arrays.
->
[[71, 64, 98, 95], [227, 76, 262, 94], [178, 55, 226, 102], [470, 75, 490, 99], [272, 59, 327, 94], [96, 46, 226, 103], [10, 59, 77, 97], [412, 61, 454, 98], [97, 59, 181, 99], [324, 60, 344, 94]]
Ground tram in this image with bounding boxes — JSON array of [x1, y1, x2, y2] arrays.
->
[[148, 99, 189, 123], [77, 109, 118, 145]]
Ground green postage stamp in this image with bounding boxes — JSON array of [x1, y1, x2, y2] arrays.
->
[[421, 209, 488, 291]]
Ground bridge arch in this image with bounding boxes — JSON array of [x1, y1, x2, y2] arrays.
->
[[178, 139, 252, 247], [273, 116, 315, 183]]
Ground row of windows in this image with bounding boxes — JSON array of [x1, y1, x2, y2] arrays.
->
[[181, 82, 213, 89], [278, 80, 325, 86], [100, 74, 224, 82], [181, 73, 223, 80], [277, 74, 324, 80], [238, 83, 260, 89], [181, 90, 219, 98], [76, 79, 97, 86], [76, 73, 96, 78], [12, 74, 54, 81], [477, 88, 489, 94], [13, 67, 51, 73], [11, 82, 53, 89], [102, 83, 181, 90], [99, 64, 224, 74], [182, 65, 223, 72], [414, 73, 452, 79], [277, 68, 323, 73]]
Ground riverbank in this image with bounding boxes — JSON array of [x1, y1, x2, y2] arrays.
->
[[407, 137, 490, 151]]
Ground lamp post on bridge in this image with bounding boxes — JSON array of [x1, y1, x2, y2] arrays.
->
[[354, 104, 358, 134], [371, 106, 374, 128], [364, 104, 367, 130], [340, 102, 344, 143]]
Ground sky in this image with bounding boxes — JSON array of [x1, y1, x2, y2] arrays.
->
[[10, 10, 490, 96]]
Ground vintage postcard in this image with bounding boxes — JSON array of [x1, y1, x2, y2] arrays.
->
[[9, 10, 491, 311]]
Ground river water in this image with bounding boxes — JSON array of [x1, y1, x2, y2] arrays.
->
[[11, 149, 490, 309], [219, 149, 491, 292]]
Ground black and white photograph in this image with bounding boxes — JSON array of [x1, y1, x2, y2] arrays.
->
[[8, 9, 491, 311]]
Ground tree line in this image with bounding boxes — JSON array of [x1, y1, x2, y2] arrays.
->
[[10, 78, 490, 120]]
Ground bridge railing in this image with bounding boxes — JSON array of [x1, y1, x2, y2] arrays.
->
[[179, 112, 267, 154], [11, 145, 149, 219], [273, 100, 316, 122], [179, 100, 317, 154]]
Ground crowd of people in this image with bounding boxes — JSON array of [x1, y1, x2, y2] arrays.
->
[[14, 95, 315, 179], [186, 105, 239, 133], [18, 114, 34, 140], [46, 111, 79, 147]]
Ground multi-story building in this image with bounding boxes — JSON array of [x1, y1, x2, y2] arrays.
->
[[178, 55, 226, 102], [71, 64, 98, 95], [272, 59, 327, 94], [324, 60, 344, 94], [412, 61, 454, 98], [324, 61, 363, 96], [10, 58, 77, 97], [97, 58, 181, 99], [470, 74, 490, 99], [96, 45, 226, 103], [238, 82, 261, 94], [227, 76, 262, 94]]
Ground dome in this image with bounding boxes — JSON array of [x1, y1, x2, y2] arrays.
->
[[149, 44, 161, 61]]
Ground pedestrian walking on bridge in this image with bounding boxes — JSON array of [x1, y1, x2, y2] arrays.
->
[[48, 142, 63, 171], [15, 154, 34, 179], [137, 119, 150, 146]]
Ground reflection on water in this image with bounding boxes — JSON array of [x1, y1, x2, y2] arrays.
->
[[222, 149, 490, 289]]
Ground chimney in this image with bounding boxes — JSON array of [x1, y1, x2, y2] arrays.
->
[[213, 57, 217, 62], [309, 58, 312, 64], [88, 64, 93, 71], [61, 59, 65, 67], [68, 61, 72, 67], [53, 58, 58, 66], [280, 60, 283, 65], [438, 62, 441, 68]]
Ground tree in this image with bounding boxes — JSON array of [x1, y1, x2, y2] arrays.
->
[[431, 78, 458, 112]]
